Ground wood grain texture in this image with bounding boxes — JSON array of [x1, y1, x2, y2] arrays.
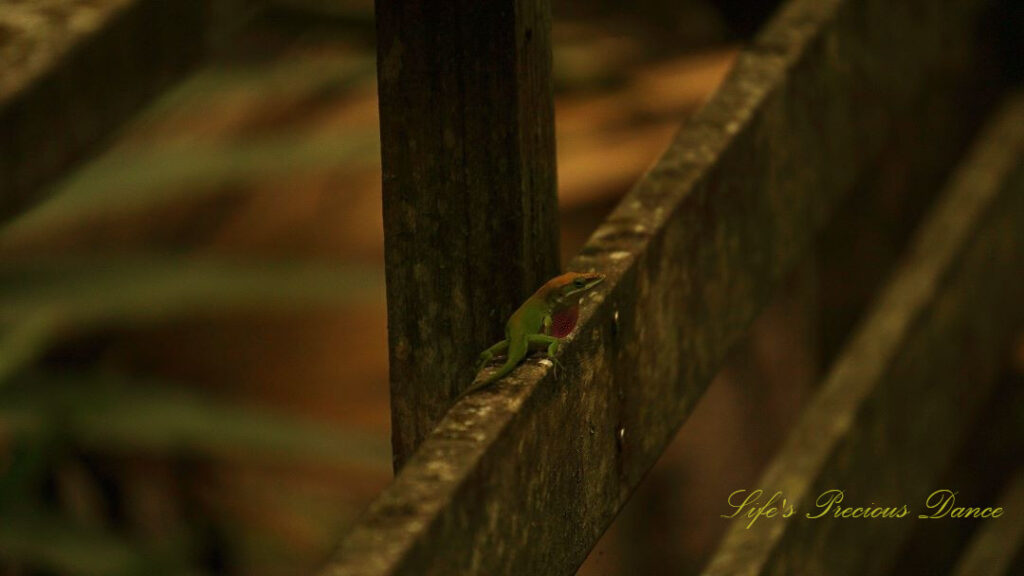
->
[[322, 0, 1001, 573], [376, 0, 560, 470], [703, 94, 1024, 576]]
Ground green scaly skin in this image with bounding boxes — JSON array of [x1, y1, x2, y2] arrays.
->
[[457, 272, 605, 400]]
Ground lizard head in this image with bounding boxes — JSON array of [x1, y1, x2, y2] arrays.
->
[[545, 271, 605, 309]]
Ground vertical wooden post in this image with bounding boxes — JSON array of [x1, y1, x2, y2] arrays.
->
[[376, 0, 559, 470]]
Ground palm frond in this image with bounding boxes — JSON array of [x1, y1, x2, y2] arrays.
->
[[1, 371, 391, 472]]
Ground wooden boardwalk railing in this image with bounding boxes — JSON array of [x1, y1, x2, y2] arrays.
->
[[0, 0, 253, 221], [0, 1, 211, 220], [322, 0, 1018, 574], [703, 93, 1024, 576], [2, 0, 1020, 575]]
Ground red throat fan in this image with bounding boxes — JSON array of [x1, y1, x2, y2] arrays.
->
[[550, 306, 579, 338]]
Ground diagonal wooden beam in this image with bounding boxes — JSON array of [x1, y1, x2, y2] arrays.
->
[[703, 93, 1024, 576], [951, 471, 1024, 576], [0, 0, 228, 221], [321, 0, 1000, 573]]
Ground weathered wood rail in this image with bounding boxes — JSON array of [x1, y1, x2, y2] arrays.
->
[[0, 0, 248, 220], [703, 93, 1024, 576], [2, 0, 1020, 574], [322, 0, 1019, 574], [951, 471, 1024, 576]]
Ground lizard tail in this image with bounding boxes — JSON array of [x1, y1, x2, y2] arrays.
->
[[457, 336, 527, 400]]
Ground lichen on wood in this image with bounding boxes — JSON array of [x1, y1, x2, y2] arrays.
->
[[321, 0, 1005, 574]]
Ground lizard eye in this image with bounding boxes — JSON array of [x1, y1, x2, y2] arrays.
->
[[573, 278, 586, 288]]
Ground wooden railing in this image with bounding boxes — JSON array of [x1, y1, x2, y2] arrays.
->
[[325, 0, 1023, 574], [2, 0, 1020, 575]]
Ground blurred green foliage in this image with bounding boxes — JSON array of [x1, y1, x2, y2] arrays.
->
[[0, 254, 389, 574], [0, 257, 383, 382], [0, 13, 392, 569]]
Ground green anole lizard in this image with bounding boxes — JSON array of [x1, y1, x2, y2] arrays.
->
[[458, 271, 605, 399]]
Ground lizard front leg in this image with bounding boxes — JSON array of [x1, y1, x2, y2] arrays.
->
[[526, 334, 563, 374]]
